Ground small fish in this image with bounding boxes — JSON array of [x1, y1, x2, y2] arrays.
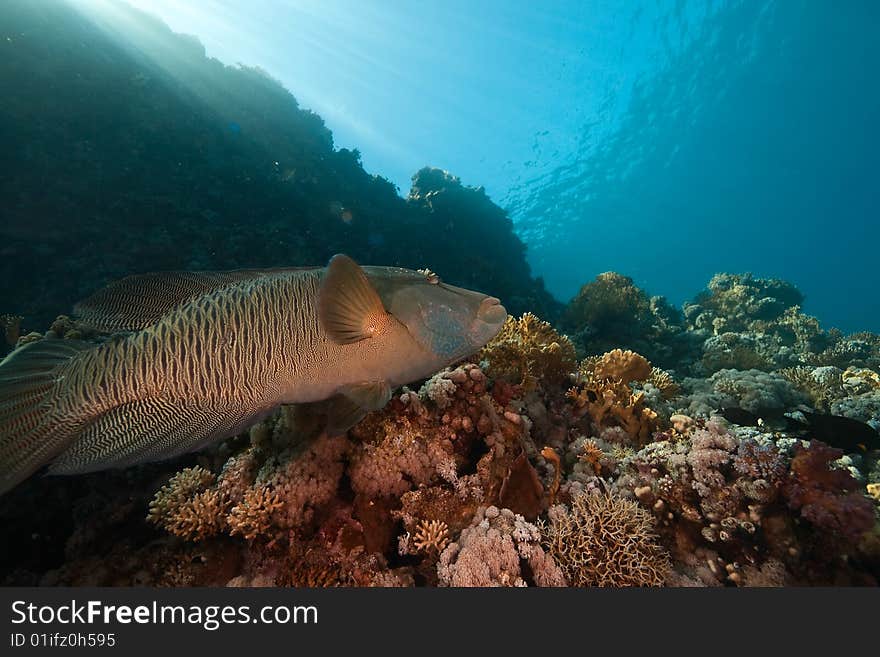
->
[[0, 255, 506, 495]]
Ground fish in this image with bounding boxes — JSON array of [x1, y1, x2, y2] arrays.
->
[[720, 407, 879, 453], [796, 411, 879, 454], [718, 407, 798, 431], [0, 254, 507, 495]]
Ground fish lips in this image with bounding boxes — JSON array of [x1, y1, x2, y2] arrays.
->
[[469, 296, 507, 347]]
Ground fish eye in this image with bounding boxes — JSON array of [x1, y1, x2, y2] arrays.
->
[[417, 268, 440, 284]]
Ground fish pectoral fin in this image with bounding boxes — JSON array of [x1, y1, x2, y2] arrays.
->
[[338, 380, 392, 411], [318, 254, 388, 344]]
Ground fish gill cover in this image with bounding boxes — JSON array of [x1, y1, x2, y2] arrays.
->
[[0, 0, 878, 588]]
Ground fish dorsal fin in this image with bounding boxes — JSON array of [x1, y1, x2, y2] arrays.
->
[[318, 254, 388, 344], [74, 268, 307, 332]]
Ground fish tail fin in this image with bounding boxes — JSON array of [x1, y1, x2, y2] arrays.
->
[[0, 339, 95, 495]]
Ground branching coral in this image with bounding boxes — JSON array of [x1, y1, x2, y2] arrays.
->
[[227, 487, 284, 541], [480, 312, 576, 391], [411, 519, 450, 555], [147, 466, 230, 541], [543, 490, 670, 587], [567, 350, 662, 445]]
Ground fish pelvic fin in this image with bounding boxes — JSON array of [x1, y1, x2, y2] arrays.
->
[[0, 339, 95, 495]]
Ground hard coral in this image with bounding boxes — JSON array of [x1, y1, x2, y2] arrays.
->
[[147, 466, 229, 541], [227, 487, 284, 542], [543, 490, 670, 587], [567, 350, 661, 445], [480, 312, 576, 391], [563, 272, 653, 336], [561, 273, 688, 368]]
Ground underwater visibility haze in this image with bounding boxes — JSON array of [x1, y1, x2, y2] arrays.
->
[[0, 0, 878, 587]]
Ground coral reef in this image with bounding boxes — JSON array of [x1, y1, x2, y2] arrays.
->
[[683, 273, 880, 374], [685, 369, 808, 415], [566, 349, 670, 446], [2, 269, 878, 588], [561, 273, 691, 369]]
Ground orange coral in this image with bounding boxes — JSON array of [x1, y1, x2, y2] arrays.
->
[[412, 519, 450, 554], [578, 439, 604, 475], [588, 349, 652, 383], [568, 349, 660, 445]]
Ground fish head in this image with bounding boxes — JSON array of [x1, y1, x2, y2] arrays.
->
[[363, 265, 507, 365]]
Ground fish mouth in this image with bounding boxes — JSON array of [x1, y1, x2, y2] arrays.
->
[[470, 296, 507, 346], [478, 297, 506, 324]]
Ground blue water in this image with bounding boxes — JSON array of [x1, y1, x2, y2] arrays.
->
[[123, 1, 880, 333], [505, 1, 880, 334]]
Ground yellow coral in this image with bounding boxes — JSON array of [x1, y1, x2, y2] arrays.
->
[[578, 439, 604, 474], [779, 366, 844, 411], [412, 519, 450, 554], [228, 486, 284, 541], [647, 368, 680, 399], [542, 491, 670, 587], [480, 312, 576, 391], [147, 466, 230, 542], [147, 466, 216, 526], [163, 488, 229, 541], [587, 349, 652, 384], [567, 352, 660, 445]]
